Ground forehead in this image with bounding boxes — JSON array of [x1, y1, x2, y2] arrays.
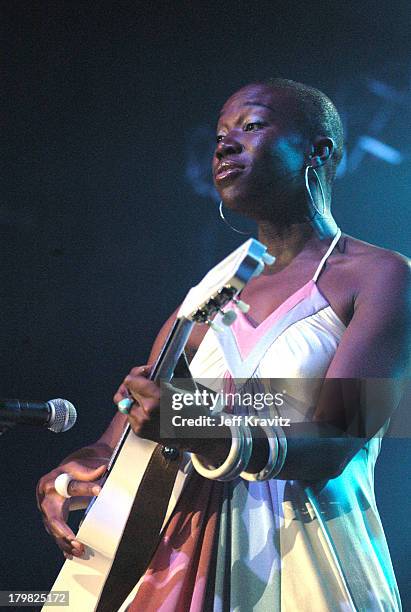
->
[[218, 84, 297, 122]]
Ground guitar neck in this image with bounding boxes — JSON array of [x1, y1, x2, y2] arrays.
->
[[150, 317, 194, 383], [105, 317, 194, 473], [86, 237, 270, 504]]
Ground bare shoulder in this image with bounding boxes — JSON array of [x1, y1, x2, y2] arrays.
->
[[342, 234, 411, 290]]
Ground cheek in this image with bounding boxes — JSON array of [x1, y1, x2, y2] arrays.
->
[[269, 137, 305, 174]]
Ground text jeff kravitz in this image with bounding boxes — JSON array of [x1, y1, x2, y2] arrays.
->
[[171, 414, 291, 427]]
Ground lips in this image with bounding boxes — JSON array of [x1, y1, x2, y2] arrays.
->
[[214, 160, 245, 182]]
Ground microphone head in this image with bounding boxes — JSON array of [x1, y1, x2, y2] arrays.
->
[[47, 398, 77, 433]]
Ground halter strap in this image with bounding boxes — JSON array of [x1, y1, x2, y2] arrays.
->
[[312, 228, 342, 283]]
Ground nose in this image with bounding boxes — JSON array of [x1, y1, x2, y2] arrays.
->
[[215, 134, 243, 160]]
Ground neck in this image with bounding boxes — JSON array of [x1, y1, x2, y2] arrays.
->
[[257, 214, 339, 270]]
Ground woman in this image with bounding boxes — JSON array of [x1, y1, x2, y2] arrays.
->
[[37, 79, 410, 611]]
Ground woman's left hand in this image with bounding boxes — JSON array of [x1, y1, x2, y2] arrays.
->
[[114, 365, 196, 451], [113, 365, 167, 444], [114, 365, 232, 463]]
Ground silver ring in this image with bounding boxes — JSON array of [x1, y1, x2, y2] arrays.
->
[[54, 472, 73, 498]]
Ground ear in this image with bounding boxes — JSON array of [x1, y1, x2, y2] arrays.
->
[[308, 137, 335, 168]]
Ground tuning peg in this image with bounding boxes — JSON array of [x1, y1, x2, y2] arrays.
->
[[252, 261, 265, 278], [207, 319, 224, 333], [262, 252, 275, 265], [233, 298, 250, 313], [221, 309, 237, 326]]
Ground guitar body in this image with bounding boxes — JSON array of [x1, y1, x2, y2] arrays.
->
[[44, 431, 192, 610], [43, 238, 272, 611]]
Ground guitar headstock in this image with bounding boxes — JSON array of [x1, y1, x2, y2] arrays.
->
[[177, 238, 274, 327]]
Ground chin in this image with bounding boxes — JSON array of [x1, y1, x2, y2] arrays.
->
[[219, 192, 248, 214], [217, 182, 267, 218], [217, 181, 250, 209], [220, 198, 263, 225]]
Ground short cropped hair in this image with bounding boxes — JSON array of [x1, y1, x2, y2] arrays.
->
[[263, 78, 344, 182]]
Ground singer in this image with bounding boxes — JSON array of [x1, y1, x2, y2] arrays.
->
[[37, 80, 410, 610]]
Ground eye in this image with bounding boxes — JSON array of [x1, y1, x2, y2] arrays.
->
[[244, 121, 265, 132], [216, 133, 225, 143]]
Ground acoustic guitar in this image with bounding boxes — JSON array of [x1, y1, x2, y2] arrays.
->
[[44, 238, 274, 611]]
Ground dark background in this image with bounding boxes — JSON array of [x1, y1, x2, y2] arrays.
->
[[1, 1, 410, 608]]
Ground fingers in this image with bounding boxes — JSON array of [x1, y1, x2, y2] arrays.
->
[[114, 364, 159, 418], [113, 364, 151, 405], [41, 498, 85, 557], [60, 463, 107, 497], [38, 462, 108, 558], [113, 383, 129, 405], [125, 375, 160, 404], [39, 465, 106, 505], [125, 377, 160, 430], [58, 536, 85, 558], [47, 516, 77, 552], [129, 364, 151, 377], [67, 478, 102, 498], [66, 462, 107, 482], [113, 365, 162, 439]]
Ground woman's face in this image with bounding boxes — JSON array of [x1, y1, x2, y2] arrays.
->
[[213, 84, 308, 219]]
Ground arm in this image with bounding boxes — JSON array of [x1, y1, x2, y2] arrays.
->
[[250, 252, 411, 480], [113, 253, 411, 482], [36, 308, 179, 558]]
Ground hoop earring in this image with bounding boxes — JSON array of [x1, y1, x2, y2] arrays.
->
[[219, 201, 250, 235], [304, 165, 328, 218]]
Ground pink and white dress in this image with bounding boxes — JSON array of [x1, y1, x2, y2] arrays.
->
[[128, 229, 401, 612]]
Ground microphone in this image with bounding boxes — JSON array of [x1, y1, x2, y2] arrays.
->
[[0, 398, 77, 433]]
